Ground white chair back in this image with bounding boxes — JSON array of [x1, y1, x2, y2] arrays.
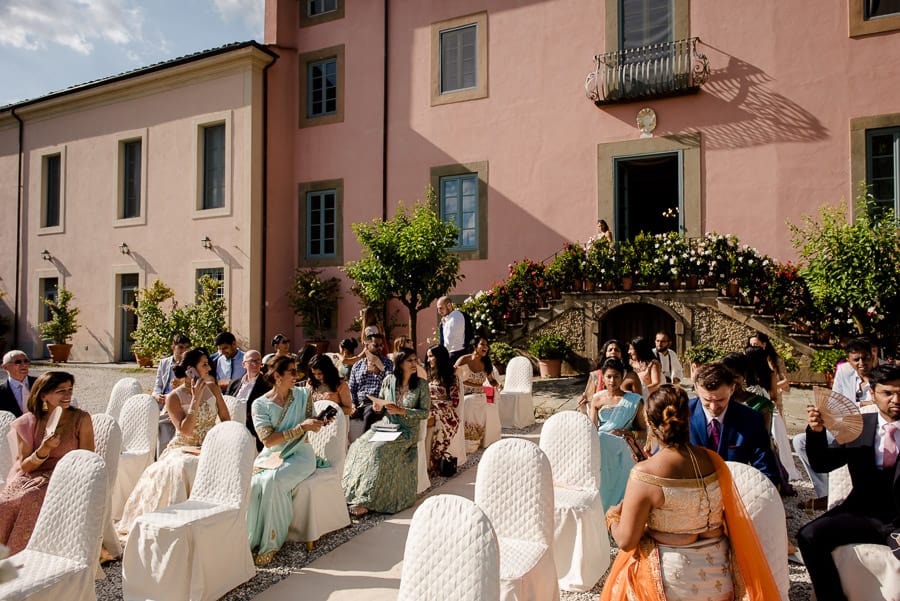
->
[[92, 413, 124, 559], [475, 437, 554, 545], [106, 377, 143, 421], [0, 410, 16, 483], [540, 410, 599, 489], [221, 394, 246, 425], [120, 394, 159, 455], [398, 495, 500, 601], [27, 450, 108, 565], [325, 352, 343, 369], [308, 400, 347, 470], [504, 356, 533, 394], [726, 461, 789, 601], [190, 421, 256, 508]]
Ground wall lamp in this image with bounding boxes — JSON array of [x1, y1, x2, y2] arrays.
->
[[201, 236, 213, 250], [41, 249, 52, 261], [119, 242, 131, 255]]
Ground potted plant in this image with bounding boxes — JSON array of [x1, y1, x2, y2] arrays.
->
[[39, 288, 80, 363], [528, 332, 569, 378], [811, 348, 846, 388], [288, 267, 341, 352], [130, 280, 177, 366], [682, 344, 725, 380], [490, 341, 518, 374], [551, 243, 586, 291], [585, 238, 618, 290]]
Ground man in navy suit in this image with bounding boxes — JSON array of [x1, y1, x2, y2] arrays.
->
[[689, 362, 781, 486], [797, 363, 900, 601], [1, 350, 37, 417]]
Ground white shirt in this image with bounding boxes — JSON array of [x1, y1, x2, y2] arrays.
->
[[702, 404, 729, 432], [654, 348, 684, 383], [235, 374, 258, 402], [441, 309, 466, 353], [832, 363, 871, 405], [875, 413, 900, 469]]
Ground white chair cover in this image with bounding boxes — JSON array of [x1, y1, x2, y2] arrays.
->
[[325, 352, 343, 369], [220, 394, 246, 425], [827, 465, 853, 510], [112, 394, 158, 521], [833, 543, 900, 601], [726, 461, 789, 601], [105, 378, 144, 421], [287, 400, 352, 543], [499, 357, 535, 429], [398, 494, 501, 601], [122, 421, 256, 601], [0, 450, 108, 601], [0, 410, 16, 486], [91, 413, 123, 559], [539, 411, 609, 591], [771, 411, 801, 481], [417, 417, 431, 494], [475, 438, 559, 601]]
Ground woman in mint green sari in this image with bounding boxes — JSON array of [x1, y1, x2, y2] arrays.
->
[[247, 355, 327, 566], [579, 357, 646, 510]]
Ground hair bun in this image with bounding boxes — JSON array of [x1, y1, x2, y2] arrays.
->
[[172, 363, 187, 379]]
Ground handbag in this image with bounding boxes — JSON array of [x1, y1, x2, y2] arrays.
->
[[439, 453, 457, 478]]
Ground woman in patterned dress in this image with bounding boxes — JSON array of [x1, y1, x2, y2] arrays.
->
[[306, 353, 354, 415], [0, 371, 94, 553], [342, 347, 430, 516], [455, 336, 501, 446], [425, 344, 459, 474], [118, 348, 230, 537]]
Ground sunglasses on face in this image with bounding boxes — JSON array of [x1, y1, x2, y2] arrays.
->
[[10, 359, 29, 365]]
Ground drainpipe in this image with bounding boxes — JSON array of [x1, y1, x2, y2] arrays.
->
[[381, 0, 389, 222], [11, 107, 24, 348], [261, 51, 277, 350]]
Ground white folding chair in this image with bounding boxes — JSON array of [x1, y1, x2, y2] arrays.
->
[[539, 411, 609, 591], [111, 394, 158, 521], [220, 394, 246, 425], [499, 357, 535, 429], [91, 413, 123, 560], [0, 410, 16, 487], [105, 377, 143, 422], [288, 400, 351, 546], [398, 494, 501, 601], [123, 422, 257, 601], [475, 438, 559, 601], [726, 461, 789, 601], [0, 450, 108, 601]]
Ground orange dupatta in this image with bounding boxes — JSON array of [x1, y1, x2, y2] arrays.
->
[[600, 449, 780, 601]]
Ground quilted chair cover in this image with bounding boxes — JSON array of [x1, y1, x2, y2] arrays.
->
[[105, 377, 144, 421], [288, 400, 352, 543], [417, 416, 431, 493], [475, 438, 559, 601], [112, 394, 158, 520], [220, 394, 246, 425], [0, 410, 15, 485], [123, 421, 256, 601], [91, 413, 124, 559], [726, 461, 789, 601], [832, 543, 900, 601], [539, 411, 609, 591], [398, 494, 501, 601], [499, 357, 535, 429], [0, 450, 108, 601]]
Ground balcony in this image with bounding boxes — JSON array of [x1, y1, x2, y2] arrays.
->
[[585, 37, 710, 105]]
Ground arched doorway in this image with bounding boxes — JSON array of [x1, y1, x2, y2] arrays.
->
[[598, 302, 676, 353]]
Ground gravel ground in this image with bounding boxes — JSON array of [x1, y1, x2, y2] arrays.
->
[[8, 363, 818, 600]]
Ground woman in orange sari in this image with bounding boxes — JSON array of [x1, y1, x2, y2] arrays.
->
[[601, 385, 778, 601]]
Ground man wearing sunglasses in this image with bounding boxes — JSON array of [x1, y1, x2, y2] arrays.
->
[[1, 350, 37, 417]]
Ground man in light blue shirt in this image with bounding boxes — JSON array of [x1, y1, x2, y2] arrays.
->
[[210, 331, 245, 392]]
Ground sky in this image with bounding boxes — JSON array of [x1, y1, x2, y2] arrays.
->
[[0, 0, 265, 106]]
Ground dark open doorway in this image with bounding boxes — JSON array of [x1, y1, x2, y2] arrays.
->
[[614, 152, 681, 240], [597, 302, 676, 356]]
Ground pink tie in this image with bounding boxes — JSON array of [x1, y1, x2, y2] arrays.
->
[[884, 423, 898, 470]]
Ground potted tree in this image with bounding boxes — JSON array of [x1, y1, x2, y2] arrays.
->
[[811, 348, 846, 388], [528, 332, 569, 378], [130, 280, 177, 367], [39, 288, 80, 363], [288, 267, 341, 353], [682, 344, 725, 380]]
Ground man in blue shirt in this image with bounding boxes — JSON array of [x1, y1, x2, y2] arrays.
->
[[210, 331, 245, 392], [348, 328, 394, 433]]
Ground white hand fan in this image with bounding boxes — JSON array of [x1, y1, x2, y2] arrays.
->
[[44, 406, 62, 436], [813, 386, 864, 444]]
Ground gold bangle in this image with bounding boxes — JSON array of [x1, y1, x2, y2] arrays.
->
[[34, 451, 49, 462]]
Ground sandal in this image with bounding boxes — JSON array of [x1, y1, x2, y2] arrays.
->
[[349, 505, 369, 517]]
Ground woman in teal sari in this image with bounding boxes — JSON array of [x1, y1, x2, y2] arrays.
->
[[247, 355, 328, 566], [579, 357, 647, 510], [342, 347, 430, 516]]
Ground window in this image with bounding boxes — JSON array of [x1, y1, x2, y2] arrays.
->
[[430, 162, 488, 260], [440, 174, 479, 250], [43, 154, 61, 228], [849, 0, 900, 35], [308, 0, 336, 16], [307, 190, 337, 258], [121, 140, 142, 219], [431, 12, 488, 106], [308, 59, 337, 118], [39, 277, 58, 325], [196, 267, 225, 299], [299, 46, 345, 128], [866, 127, 900, 217], [298, 179, 343, 266], [620, 0, 673, 50], [202, 124, 225, 210], [299, 0, 343, 26], [866, 0, 900, 19]]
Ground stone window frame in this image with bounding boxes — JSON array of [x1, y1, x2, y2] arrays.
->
[[430, 161, 488, 261], [299, 45, 345, 128], [431, 12, 489, 107], [848, 0, 900, 37], [114, 128, 148, 227], [850, 112, 900, 216], [298, 178, 344, 267], [604, 0, 691, 53], [299, 0, 344, 28]]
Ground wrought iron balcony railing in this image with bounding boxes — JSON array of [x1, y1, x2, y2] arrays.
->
[[585, 37, 710, 105]]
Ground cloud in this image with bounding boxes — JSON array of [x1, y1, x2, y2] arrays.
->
[[211, 0, 264, 29], [0, 0, 143, 54]]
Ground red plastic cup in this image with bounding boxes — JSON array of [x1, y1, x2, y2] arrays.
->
[[484, 384, 495, 404]]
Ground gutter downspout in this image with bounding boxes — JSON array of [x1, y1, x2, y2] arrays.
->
[[11, 108, 23, 348], [381, 0, 389, 222], [261, 52, 277, 350]]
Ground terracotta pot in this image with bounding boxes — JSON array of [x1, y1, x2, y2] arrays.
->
[[571, 279, 584, 292], [602, 280, 616, 291], [134, 353, 154, 368], [669, 278, 682, 290], [685, 275, 699, 289], [726, 280, 741, 297], [309, 340, 331, 354], [621, 276, 634, 291], [506, 309, 521, 325], [582, 280, 596, 292], [47, 343, 72, 363], [549, 287, 561, 300], [824, 371, 835, 388], [538, 358, 562, 378]]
